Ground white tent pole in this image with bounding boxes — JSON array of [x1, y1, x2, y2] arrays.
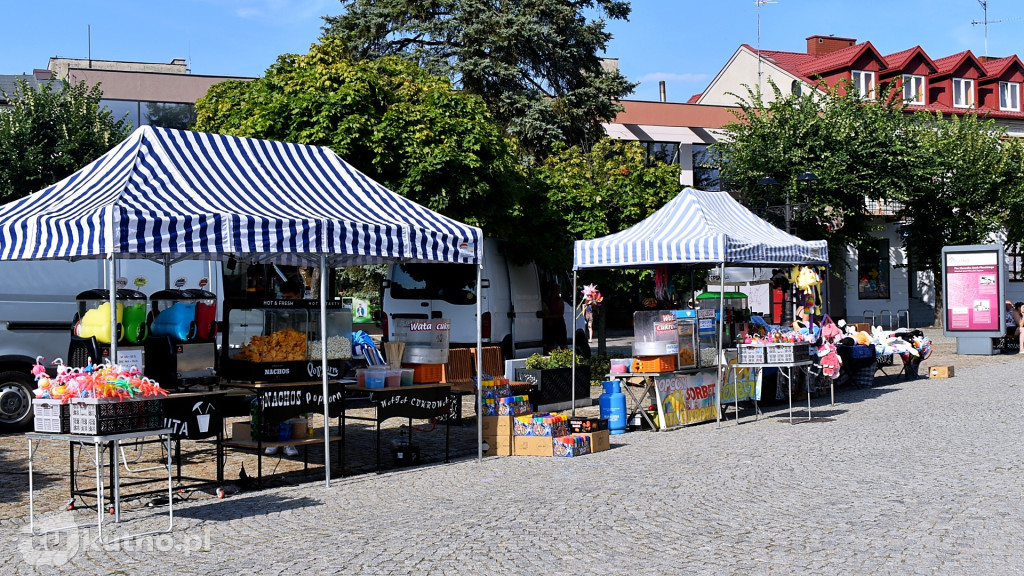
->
[[107, 205, 117, 365], [320, 254, 331, 487], [109, 252, 117, 365], [476, 260, 483, 462], [571, 271, 577, 416], [715, 262, 726, 426]]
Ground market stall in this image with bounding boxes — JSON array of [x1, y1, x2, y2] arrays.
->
[[0, 125, 485, 486], [572, 187, 829, 426]]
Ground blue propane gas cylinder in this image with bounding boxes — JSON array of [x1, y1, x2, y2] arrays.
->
[[600, 380, 628, 435]]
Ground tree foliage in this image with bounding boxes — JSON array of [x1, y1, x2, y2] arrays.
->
[[0, 79, 132, 202], [322, 0, 637, 160], [522, 138, 681, 270], [897, 112, 1011, 274], [193, 37, 522, 229], [714, 80, 929, 272]]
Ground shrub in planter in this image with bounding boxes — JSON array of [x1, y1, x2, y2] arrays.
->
[[517, 348, 590, 405]]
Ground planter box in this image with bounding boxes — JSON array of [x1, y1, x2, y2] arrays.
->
[[514, 366, 591, 406]]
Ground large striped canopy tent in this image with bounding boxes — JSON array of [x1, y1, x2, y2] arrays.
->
[[0, 125, 482, 266], [573, 187, 827, 269], [0, 125, 486, 482], [570, 187, 828, 424]]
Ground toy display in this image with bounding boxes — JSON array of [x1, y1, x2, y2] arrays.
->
[[32, 356, 167, 402]]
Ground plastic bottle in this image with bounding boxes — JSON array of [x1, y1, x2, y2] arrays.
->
[[599, 380, 627, 435]]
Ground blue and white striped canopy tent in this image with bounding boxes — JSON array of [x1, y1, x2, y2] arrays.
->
[[0, 125, 486, 480], [570, 187, 828, 425], [573, 188, 828, 269], [0, 126, 482, 266]]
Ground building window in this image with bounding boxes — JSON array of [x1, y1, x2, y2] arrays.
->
[[953, 78, 975, 108], [1000, 81, 1020, 112], [1008, 243, 1024, 282], [858, 238, 890, 299], [692, 144, 720, 191], [642, 141, 679, 167], [902, 74, 925, 105], [851, 70, 875, 99]]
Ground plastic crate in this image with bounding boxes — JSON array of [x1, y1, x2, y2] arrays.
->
[[404, 363, 443, 384], [69, 397, 164, 435], [632, 355, 677, 373], [737, 346, 766, 365], [33, 399, 70, 433], [766, 344, 810, 364]]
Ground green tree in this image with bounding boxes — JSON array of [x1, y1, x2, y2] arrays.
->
[[193, 37, 522, 229], [713, 80, 929, 272], [529, 138, 681, 352], [0, 79, 132, 201], [322, 0, 637, 160], [896, 111, 1012, 324]]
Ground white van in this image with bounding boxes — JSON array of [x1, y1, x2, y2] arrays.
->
[[0, 259, 220, 431], [381, 238, 588, 360]]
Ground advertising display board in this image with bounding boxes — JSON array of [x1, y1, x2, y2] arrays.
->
[[942, 245, 1005, 339]]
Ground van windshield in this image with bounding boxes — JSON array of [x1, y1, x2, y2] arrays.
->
[[389, 264, 477, 305]]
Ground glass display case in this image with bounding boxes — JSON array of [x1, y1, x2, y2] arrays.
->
[[674, 310, 697, 369], [392, 318, 450, 364], [221, 298, 352, 382], [632, 310, 679, 356]]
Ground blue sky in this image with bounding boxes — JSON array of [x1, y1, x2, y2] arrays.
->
[[1, 0, 1018, 103]]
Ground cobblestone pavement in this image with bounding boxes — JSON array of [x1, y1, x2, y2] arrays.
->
[[4, 329, 1024, 575]]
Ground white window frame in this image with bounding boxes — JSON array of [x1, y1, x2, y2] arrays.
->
[[902, 74, 925, 105], [1000, 81, 1020, 111], [851, 70, 875, 99], [953, 77, 975, 108]]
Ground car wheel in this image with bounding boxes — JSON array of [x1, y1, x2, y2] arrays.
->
[[0, 371, 35, 431]]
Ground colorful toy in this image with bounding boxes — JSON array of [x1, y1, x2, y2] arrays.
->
[[150, 302, 197, 342], [31, 357, 166, 402]]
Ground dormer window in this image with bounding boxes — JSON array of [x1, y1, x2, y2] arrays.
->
[[953, 78, 975, 108], [1000, 81, 1020, 112], [851, 70, 875, 99], [902, 74, 925, 105]]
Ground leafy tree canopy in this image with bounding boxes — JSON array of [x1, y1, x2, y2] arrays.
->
[[193, 37, 523, 229], [523, 138, 681, 270], [0, 79, 132, 202], [716, 80, 950, 272], [322, 0, 637, 160]]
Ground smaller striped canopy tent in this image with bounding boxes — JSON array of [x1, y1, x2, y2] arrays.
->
[[573, 188, 828, 269], [0, 125, 482, 266]]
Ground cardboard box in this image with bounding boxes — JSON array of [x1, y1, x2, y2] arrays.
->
[[581, 429, 610, 453], [853, 322, 871, 332], [513, 414, 570, 437], [569, 417, 608, 434], [483, 434, 512, 456], [929, 365, 954, 378], [552, 434, 590, 457], [231, 421, 251, 440], [514, 435, 555, 457], [482, 415, 513, 437]]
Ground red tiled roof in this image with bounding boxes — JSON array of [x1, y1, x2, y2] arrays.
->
[[800, 41, 884, 76], [740, 44, 817, 81], [687, 93, 702, 104], [932, 51, 976, 75], [881, 46, 936, 75], [982, 55, 1023, 79]]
